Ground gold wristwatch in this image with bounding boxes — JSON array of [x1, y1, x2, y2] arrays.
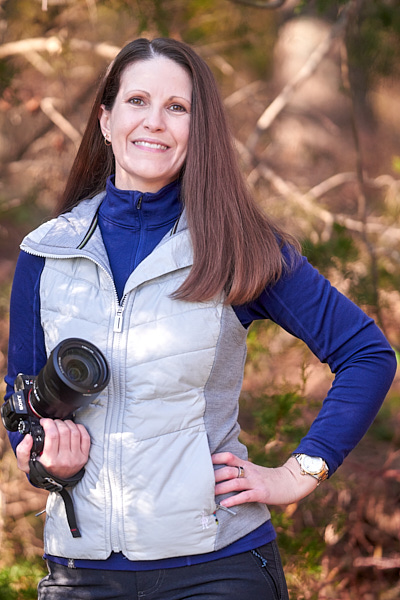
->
[[293, 453, 329, 485]]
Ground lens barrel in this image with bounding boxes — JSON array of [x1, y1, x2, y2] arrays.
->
[[32, 338, 110, 419]]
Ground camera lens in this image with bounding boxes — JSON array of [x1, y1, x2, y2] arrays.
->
[[63, 359, 89, 383], [59, 349, 102, 388], [32, 338, 110, 419]]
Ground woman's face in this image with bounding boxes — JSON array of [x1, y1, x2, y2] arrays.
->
[[99, 57, 192, 193]]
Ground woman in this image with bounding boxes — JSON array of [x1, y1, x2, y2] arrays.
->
[[4, 37, 396, 599]]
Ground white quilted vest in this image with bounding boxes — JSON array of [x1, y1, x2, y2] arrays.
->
[[21, 193, 270, 560]]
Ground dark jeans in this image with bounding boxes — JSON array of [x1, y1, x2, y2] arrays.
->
[[37, 540, 289, 600]]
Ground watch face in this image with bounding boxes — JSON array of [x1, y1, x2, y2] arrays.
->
[[302, 455, 323, 474]]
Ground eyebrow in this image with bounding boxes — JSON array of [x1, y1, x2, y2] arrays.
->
[[124, 89, 191, 104]]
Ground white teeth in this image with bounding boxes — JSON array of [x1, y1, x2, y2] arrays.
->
[[134, 141, 168, 150]]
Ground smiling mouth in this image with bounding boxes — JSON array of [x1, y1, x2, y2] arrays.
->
[[133, 140, 168, 150]]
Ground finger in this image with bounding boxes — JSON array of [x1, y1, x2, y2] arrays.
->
[[219, 489, 258, 508], [60, 420, 83, 454], [50, 420, 75, 455], [211, 452, 240, 466], [76, 424, 91, 457], [215, 477, 247, 496], [16, 434, 33, 473], [40, 418, 61, 455], [61, 420, 91, 459], [214, 465, 244, 483]]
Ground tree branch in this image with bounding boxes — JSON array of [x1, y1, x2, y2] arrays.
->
[[247, 0, 358, 151], [253, 163, 400, 243], [0, 36, 120, 63], [40, 97, 82, 146], [0, 36, 62, 59], [224, 80, 264, 108], [25, 50, 55, 76], [69, 39, 121, 60], [354, 555, 400, 570]]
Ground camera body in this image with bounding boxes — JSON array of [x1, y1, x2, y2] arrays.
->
[[2, 374, 48, 456], [1, 338, 110, 457]]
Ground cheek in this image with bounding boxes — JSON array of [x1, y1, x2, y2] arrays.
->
[[178, 124, 190, 153], [110, 110, 137, 136]]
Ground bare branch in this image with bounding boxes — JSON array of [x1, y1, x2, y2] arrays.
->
[[25, 49, 55, 76], [0, 36, 120, 63], [247, 0, 359, 151], [224, 80, 264, 108], [254, 163, 400, 243], [69, 39, 121, 60], [253, 163, 302, 197], [307, 172, 357, 199], [307, 171, 400, 199], [210, 54, 235, 77], [354, 555, 400, 570], [0, 36, 62, 59], [40, 98, 82, 147]]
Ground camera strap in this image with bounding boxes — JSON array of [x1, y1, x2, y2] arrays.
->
[[29, 458, 84, 538]]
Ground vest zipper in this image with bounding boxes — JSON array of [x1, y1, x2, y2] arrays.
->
[[113, 305, 125, 333]]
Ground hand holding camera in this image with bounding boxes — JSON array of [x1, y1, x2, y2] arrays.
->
[[2, 338, 110, 537], [2, 338, 109, 449], [16, 418, 91, 479]]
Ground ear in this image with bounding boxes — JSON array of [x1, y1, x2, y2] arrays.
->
[[99, 104, 111, 139]]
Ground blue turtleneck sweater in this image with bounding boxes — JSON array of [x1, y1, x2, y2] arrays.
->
[[4, 177, 397, 571], [98, 178, 182, 302]]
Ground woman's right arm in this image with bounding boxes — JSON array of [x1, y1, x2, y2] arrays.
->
[[4, 251, 47, 453], [5, 251, 90, 478]]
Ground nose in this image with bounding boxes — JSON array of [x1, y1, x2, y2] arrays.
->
[[143, 106, 165, 132]]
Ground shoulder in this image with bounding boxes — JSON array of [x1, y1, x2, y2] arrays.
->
[[21, 218, 58, 247], [21, 192, 106, 252]]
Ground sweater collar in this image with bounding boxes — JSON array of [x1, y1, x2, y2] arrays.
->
[[99, 176, 182, 227]]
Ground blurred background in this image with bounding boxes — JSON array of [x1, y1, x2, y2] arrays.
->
[[0, 0, 399, 597]]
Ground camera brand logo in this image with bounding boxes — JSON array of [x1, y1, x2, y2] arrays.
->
[[16, 392, 25, 413]]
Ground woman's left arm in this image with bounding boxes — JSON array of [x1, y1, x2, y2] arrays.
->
[[213, 252, 397, 507]]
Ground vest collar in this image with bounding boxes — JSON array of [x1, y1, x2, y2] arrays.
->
[[21, 192, 192, 293]]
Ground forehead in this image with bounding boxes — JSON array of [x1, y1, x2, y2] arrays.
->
[[119, 57, 193, 96]]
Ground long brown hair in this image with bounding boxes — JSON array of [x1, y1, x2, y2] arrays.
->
[[58, 37, 298, 305]]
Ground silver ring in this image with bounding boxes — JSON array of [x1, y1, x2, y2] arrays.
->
[[237, 466, 245, 478]]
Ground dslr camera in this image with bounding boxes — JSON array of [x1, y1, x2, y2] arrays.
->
[[1, 338, 110, 456]]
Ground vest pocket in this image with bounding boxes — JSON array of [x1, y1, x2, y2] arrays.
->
[[121, 425, 218, 560]]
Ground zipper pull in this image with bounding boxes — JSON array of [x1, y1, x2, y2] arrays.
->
[[216, 503, 237, 516], [137, 195, 143, 210], [114, 306, 124, 333]]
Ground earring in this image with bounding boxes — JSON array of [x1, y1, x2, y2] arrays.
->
[[104, 136, 111, 146]]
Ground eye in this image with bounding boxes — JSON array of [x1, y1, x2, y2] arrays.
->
[[129, 97, 145, 106], [169, 103, 188, 113]]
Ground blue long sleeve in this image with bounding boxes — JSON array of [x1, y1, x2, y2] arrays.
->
[[4, 250, 46, 453], [234, 252, 397, 473]]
